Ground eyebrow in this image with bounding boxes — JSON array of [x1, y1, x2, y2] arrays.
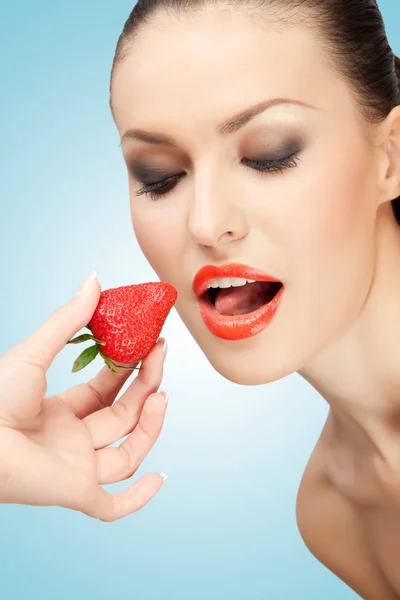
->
[[120, 97, 318, 147]]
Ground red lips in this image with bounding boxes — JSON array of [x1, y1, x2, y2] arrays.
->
[[192, 262, 284, 341]]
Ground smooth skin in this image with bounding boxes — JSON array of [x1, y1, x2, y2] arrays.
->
[[110, 5, 400, 598], [0, 273, 168, 522], [3, 3, 400, 598]]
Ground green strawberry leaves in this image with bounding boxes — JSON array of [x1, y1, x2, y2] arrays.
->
[[68, 334, 106, 346], [67, 333, 140, 374], [66, 282, 177, 375], [71, 344, 99, 373]]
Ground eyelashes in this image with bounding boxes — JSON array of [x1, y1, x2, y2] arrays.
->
[[134, 152, 301, 202], [135, 173, 183, 202]]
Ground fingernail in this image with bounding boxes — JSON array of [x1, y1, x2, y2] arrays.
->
[[76, 271, 97, 297], [158, 337, 168, 356], [160, 390, 169, 404], [160, 473, 168, 482]]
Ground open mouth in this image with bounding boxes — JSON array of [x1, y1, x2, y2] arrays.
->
[[202, 280, 283, 316]]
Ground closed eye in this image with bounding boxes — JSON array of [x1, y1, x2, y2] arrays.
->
[[242, 152, 300, 173], [134, 153, 300, 201], [135, 173, 184, 201]]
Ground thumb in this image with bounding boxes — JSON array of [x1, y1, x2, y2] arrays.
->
[[7, 272, 101, 372]]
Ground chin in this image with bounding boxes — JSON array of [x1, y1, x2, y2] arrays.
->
[[209, 355, 294, 385], [194, 337, 300, 386], [176, 302, 317, 386]]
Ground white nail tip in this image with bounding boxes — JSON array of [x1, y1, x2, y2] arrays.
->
[[76, 271, 97, 297]]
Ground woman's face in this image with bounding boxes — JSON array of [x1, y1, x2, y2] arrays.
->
[[111, 7, 384, 385]]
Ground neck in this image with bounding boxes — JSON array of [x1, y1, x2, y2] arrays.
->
[[299, 203, 400, 461]]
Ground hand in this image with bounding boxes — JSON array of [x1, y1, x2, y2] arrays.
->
[[0, 273, 169, 522]]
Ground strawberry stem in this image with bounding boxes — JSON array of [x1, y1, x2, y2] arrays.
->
[[98, 350, 119, 374], [98, 350, 140, 374], [70, 335, 140, 375]]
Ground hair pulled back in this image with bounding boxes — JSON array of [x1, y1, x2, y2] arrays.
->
[[110, 0, 400, 222]]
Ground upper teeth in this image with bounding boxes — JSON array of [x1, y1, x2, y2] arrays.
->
[[207, 277, 256, 289]]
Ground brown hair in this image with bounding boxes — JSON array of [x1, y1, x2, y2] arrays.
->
[[110, 0, 400, 221]]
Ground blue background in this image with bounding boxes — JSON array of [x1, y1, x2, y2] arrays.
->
[[0, 2, 398, 599]]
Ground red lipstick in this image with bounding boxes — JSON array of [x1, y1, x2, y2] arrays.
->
[[192, 263, 284, 341]]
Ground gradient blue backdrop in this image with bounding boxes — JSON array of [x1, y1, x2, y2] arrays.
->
[[0, 2, 399, 599]]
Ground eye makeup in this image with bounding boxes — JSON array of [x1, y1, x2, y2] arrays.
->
[[126, 129, 307, 202], [130, 163, 178, 185]]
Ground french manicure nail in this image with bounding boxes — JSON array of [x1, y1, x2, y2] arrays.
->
[[159, 337, 168, 356], [76, 271, 97, 297], [160, 391, 169, 404], [160, 473, 168, 482]]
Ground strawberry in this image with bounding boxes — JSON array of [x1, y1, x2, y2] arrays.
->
[[68, 282, 178, 374]]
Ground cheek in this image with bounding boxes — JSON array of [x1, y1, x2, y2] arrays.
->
[[279, 141, 378, 343], [283, 143, 377, 271], [263, 141, 379, 352]]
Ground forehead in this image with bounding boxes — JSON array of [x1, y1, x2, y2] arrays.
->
[[111, 7, 356, 135]]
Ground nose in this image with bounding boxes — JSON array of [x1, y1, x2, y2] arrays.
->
[[188, 168, 249, 250]]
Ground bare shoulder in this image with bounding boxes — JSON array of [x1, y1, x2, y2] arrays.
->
[[296, 436, 399, 600]]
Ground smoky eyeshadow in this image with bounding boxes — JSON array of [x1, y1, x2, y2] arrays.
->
[[248, 137, 304, 161], [129, 137, 305, 182], [130, 162, 175, 184]]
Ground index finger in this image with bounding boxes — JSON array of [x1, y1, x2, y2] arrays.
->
[[5, 272, 101, 372]]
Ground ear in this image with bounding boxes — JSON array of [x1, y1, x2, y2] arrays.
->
[[377, 105, 400, 205]]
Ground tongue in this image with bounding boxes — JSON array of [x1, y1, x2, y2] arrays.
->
[[214, 281, 271, 316]]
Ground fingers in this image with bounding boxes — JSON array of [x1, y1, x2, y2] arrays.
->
[[5, 272, 100, 372], [83, 337, 167, 449], [96, 391, 168, 484], [58, 364, 135, 419], [88, 473, 168, 522]]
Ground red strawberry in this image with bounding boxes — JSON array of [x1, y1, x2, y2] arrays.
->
[[68, 282, 178, 374]]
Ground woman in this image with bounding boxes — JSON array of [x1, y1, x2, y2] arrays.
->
[[1, 0, 400, 597]]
